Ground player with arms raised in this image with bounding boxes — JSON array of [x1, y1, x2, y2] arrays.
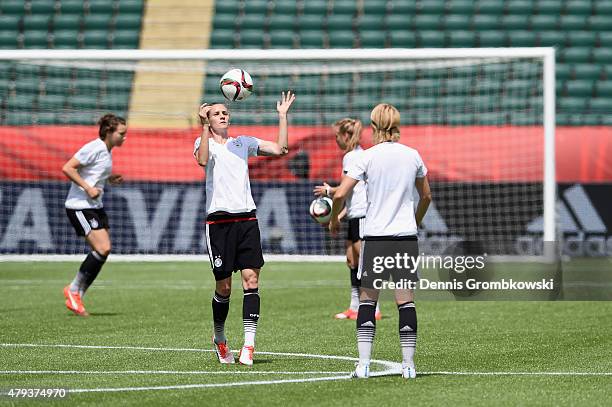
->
[[62, 114, 127, 316], [329, 104, 431, 379], [194, 92, 296, 365]]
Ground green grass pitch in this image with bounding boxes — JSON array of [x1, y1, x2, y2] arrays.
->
[[0, 261, 611, 406]]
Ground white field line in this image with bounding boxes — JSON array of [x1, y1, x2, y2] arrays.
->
[[0, 370, 350, 375]]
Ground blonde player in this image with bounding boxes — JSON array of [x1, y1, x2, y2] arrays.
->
[[62, 114, 127, 316], [314, 118, 381, 321], [330, 104, 432, 379], [194, 92, 296, 365]]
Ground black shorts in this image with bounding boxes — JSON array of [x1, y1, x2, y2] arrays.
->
[[205, 211, 265, 281], [358, 235, 419, 289], [66, 208, 109, 237], [347, 217, 364, 243]]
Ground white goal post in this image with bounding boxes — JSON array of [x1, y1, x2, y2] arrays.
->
[[0, 48, 556, 261]]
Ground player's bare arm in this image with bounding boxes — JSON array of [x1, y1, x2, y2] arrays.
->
[[62, 157, 100, 199], [329, 175, 359, 236], [195, 103, 212, 167], [414, 176, 432, 226], [258, 91, 295, 157], [108, 174, 123, 185], [313, 182, 338, 197]]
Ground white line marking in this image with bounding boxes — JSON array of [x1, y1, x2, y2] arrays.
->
[[421, 371, 612, 376], [0, 370, 351, 375]]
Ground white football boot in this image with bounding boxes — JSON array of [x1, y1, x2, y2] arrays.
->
[[401, 364, 417, 379], [212, 337, 235, 364], [351, 362, 370, 378], [238, 345, 254, 366]]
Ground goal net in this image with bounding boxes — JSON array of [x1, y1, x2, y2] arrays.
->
[[0, 49, 556, 259]]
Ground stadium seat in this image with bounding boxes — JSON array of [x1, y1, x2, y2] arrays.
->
[[240, 14, 266, 30], [501, 15, 530, 30], [588, 16, 610, 31], [22, 30, 49, 48], [238, 29, 265, 48], [58, 0, 86, 15], [297, 15, 325, 30], [448, 30, 477, 47], [332, 0, 357, 16], [38, 94, 67, 110], [593, 48, 612, 64], [327, 15, 353, 31], [420, 0, 447, 15], [114, 14, 143, 30], [83, 15, 112, 30], [82, 30, 109, 48], [362, 0, 388, 16], [23, 15, 51, 31], [328, 31, 355, 48], [389, 0, 418, 15], [505, 0, 535, 15], [116, 0, 144, 14], [360, 30, 387, 48], [269, 30, 294, 48], [72, 77, 100, 92], [536, 0, 562, 14], [595, 1, 612, 14], [566, 80, 594, 97], [0, 0, 26, 15], [29, 1, 57, 15], [273, 0, 298, 15], [358, 15, 383, 31], [564, 0, 593, 15], [538, 31, 565, 47], [568, 31, 597, 47], [388, 31, 417, 47], [508, 31, 537, 47], [268, 14, 295, 31], [213, 14, 236, 30], [589, 98, 612, 112], [0, 15, 20, 31], [418, 31, 445, 48], [244, 0, 269, 16], [530, 15, 558, 31], [210, 29, 235, 48], [472, 15, 500, 30], [386, 15, 412, 31], [447, 0, 475, 14], [53, 14, 82, 30], [560, 16, 588, 31], [111, 30, 139, 48], [561, 47, 591, 63], [88, 0, 115, 17], [477, 1, 504, 15], [68, 94, 99, 109], [51, 29, 80, 48], [558, 96, 588, 111], [443, 14, 472, 30], [302, 0, 328, 16], [414, 15, 441, 30], [298, 30, 325, 48], [573, 64, 602, 80], [478, 31, 507, 47], [595, 81, 612, 97], [14, 76, 40, 93], [214, 0, 241, 15], [556, 64, 571, 80]]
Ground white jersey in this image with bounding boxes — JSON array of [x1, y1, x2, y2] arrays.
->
[[342, 146, 367, 219], [346, 142, 427, 237], [65, 138, 112, 210], [194, 135, 261, 215]]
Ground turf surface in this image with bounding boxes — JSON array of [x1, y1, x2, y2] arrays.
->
[[0, 261, 611, 406]]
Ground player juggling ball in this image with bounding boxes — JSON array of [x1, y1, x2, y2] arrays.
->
[[329, 104, 432, 379], [194, 92, 296, 366]]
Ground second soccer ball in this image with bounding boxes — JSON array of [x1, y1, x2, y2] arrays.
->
[[309, 197, 333, 224], [219, 68, 254, 101]]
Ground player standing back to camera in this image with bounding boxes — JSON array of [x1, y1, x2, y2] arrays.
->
[[314, 118, 381, 321], [194, 91, 296, 366], [62, 114, 127, 316], [329, 104, 432, 379]]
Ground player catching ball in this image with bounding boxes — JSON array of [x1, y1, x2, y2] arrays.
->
[[62, 114, 127, 316], [194, 91, 296, 365], [329, 104, 431, 379], [314, 118, 380, 321]]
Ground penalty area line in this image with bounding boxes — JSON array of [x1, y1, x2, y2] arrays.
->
[[0, 370, 351, 375]]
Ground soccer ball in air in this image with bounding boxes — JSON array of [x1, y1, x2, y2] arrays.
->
[[309, 197, 333, 224], [219, 68, 254, 101]]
